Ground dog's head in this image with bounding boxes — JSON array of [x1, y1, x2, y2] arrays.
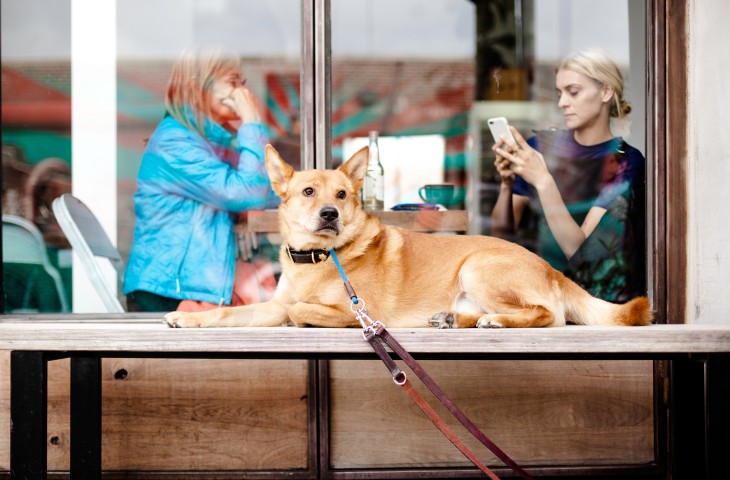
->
[[265, 145, 370, 251]]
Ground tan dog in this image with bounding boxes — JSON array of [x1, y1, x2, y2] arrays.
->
[[164, 146, 653, 329]]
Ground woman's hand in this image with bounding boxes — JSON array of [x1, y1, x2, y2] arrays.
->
[[494, 127, 552, 192], [221, 87, 262, 124], [492, 135, 516, 185], [494, 126, 607, 259]]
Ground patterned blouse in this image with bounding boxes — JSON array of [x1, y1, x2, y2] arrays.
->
[[512, 129, 647, 302]]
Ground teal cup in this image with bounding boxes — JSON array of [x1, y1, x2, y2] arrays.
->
[[418, 184, 455, 207]]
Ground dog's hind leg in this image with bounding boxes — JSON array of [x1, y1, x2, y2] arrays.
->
[[448, 257, 563, 328], [475, 305, 555, 328], [428, 294, 482, 329], [429, 305, 555, 329]]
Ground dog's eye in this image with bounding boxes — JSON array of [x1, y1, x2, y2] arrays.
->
[[337, 190, 346, 199], [303, 187, 314, 197]]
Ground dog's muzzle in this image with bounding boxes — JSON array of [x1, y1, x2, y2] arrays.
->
[[316, 206, 340, 234]]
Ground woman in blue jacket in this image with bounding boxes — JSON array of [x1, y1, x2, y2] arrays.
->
[[123, 48, 279, 312]]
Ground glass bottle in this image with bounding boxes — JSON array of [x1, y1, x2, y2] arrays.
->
[[362, 130, 384, 211]]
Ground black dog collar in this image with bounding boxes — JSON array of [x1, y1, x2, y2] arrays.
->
[[285, 246, 331, 264]]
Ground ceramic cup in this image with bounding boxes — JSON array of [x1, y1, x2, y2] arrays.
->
[[418, 184, 455, 207]]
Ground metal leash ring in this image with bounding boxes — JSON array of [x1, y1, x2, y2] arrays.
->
[[350, 298, 366, 314]]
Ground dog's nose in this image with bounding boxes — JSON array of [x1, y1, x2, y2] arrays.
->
[[320, 206, 339, 222]]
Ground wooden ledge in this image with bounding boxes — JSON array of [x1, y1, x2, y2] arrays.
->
[[1, 319, 729, 356]]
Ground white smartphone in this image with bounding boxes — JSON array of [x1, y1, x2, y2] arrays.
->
[[487, 117, 516, 145]]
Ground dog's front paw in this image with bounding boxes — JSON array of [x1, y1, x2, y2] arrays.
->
[[476, 318, 504, 329], [164, 311, 202, 328], [429, 311, 455, 329]]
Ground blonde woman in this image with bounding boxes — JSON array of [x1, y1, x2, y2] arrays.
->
[[491, 49, 646, 302], [123, 48, 279, 312]]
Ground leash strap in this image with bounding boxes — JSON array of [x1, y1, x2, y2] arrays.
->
[[329, 249, 533, 480], [376, 325, 535, 480], [363, 329, 500, 480]]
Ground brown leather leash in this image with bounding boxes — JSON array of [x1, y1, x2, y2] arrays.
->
[[328, 249, 533, 480], [363, 323, 502, 479]]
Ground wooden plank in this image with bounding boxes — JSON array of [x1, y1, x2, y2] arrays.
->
[[329, 359, 654, 468], [0, 355, 310, 471], [1, 321, 730, 354], [1, 350, 658, 472], [246, 209, 469, 233]]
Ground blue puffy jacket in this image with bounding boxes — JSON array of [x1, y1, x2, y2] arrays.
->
[[122, 113, 279, 305]]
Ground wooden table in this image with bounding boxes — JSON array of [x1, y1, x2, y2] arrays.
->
[[2, 319, 730, 479]]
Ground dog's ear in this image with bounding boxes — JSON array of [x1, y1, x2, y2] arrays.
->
[[265, 144, 295, 197], [339, 146, 368, 194]]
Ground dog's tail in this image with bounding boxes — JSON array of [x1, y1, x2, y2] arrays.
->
[[560, 276, 653, 326]]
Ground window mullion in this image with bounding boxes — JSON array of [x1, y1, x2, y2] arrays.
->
[[313, 0, 331, 169]]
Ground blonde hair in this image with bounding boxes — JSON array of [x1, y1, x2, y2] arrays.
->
[[165, 47, 241, 138], [557, 49, 631, 120]]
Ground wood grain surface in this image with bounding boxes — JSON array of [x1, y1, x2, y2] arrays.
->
[[0, 353, 309, 470], [329, 359, 654, 468], [1, 320, 730, 354], [2, 321, 728, 472]]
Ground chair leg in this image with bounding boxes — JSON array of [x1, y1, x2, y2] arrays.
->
[[21, 270, 39, 310]]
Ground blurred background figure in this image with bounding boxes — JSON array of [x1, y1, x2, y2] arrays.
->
[[123, 47, 279, 312]]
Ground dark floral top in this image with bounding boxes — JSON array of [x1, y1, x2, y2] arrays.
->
[[512, 129, 646, 302]]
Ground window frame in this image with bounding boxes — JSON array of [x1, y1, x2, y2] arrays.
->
[[0, 1, 686, 322], [651, 0, 687, 325]]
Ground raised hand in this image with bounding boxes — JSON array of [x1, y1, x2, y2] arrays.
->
[[495, 127, 552, 191], [221, 87, 262, 124]]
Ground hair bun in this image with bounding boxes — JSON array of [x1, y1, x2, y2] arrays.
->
[[619, 99, 632, 117], [611, 98, 632, 119]]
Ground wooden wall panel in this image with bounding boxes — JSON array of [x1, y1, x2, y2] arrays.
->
[[0, 355, 309, 471], [0, 355, 655, 472], [329, 360, 654, 469]]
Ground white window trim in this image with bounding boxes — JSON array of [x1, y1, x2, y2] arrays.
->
[[70, 0, 118, 312]]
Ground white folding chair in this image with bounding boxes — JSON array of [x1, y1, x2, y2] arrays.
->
[[2, 214, 70, 312], [52, 193, 125, 312]]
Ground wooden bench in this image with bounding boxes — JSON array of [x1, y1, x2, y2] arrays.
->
[[3, 211, 728, 478], [1, 319, 729, 479]]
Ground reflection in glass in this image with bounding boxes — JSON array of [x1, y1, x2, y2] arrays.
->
[[117, 0, 301, 311], [2, 0, 302, 312], [332, 0, 476, 210], [331, 0, 645, 301], [1, 0, 73, 312]]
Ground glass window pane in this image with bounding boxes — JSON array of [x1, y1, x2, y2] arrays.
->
[[117, 0, 301, 313], [332, 0, 476, 209], [1, 1, 301, 313], [331, 0, 647, 302], [2, 0, 73, 313]]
